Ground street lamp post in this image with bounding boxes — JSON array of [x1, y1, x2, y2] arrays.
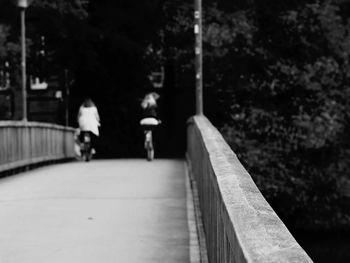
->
[[17, 0, 28, 121], [194, 0, 203, 115], [64, 69, 69, 126]]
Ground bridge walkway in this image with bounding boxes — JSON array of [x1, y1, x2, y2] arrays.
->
[[0, 159, 195, 263]]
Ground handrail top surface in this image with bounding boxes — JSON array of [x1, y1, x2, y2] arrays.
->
[[188, 115, 313, 262], [0, 121, 76, 131]]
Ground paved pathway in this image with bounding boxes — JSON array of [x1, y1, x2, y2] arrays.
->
[[0, 159, 191, 263]]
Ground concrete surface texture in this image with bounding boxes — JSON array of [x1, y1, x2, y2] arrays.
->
[[187, 115, 313, 263], [0, 159, 190, 263]]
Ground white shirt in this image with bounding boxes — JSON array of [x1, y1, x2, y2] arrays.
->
[[78, 106, 100, 136]]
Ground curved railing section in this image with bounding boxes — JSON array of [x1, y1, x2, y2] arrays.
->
[[187, 115, 313, 263], [0, 121, 75, 173]]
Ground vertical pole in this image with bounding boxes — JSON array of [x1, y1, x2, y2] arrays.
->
[[194, 0, 203, 115], [20, 8, 27, 122], [65, 69, 69, 126]]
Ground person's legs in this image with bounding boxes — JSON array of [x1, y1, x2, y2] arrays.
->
[[89, 132, 97, 154], [79, 131, 89, 144]]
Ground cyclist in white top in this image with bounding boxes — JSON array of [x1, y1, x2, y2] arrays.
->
[[77, 98, 100, 152]]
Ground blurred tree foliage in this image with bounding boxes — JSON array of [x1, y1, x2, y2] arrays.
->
[[163, 0, 350, 229], [202, 0, 350, 230], [0, 0, 88, 81], [1, 0, 350, 228], [0, 0, 165, 157]]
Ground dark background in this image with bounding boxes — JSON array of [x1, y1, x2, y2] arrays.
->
[[1, 1, 350, 261]]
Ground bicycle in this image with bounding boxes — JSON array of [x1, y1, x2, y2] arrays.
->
[[140, 117, 160, 161], [79, 131, 93, 162]]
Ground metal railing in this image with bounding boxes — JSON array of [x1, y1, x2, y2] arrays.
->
[[0, 121, 75, 173], [187, 115, 313, 263]]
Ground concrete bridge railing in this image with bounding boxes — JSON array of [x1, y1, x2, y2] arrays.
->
[[0, 121, 75, 173], [187, 115, 313, 263]]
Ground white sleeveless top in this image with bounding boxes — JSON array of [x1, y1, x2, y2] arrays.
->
[[78, 106, 100, 136]]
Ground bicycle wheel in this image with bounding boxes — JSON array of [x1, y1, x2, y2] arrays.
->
[[81, 143, 92, 162], [85, 151, 92, 162], [144, 131, 154, 161], [147, 147, 154, 161]]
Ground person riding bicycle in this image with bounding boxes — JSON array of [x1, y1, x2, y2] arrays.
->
[[77, 98, 100, 154], [140, 93, 160, 160]]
